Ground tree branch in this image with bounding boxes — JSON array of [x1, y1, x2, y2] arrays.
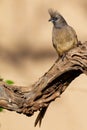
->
[[0, 41, 87, 126]]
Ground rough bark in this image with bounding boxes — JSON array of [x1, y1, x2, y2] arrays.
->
[[0, 41, 87, 126]]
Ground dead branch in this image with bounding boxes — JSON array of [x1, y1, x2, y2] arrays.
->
[[0, 41, 87, 126]]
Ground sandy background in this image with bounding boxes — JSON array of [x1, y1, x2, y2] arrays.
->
[[0, 0, 87, 130]]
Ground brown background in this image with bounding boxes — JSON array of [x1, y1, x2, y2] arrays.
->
[[0, 0, 87, 130]]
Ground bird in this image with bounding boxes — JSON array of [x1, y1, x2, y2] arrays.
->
[[48, 8, 78, 59], [34, 9, 78, 127]]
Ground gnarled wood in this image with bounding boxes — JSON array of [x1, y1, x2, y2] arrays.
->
[[0, 41, 87, 126]]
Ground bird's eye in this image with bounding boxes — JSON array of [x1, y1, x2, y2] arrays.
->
[[54, 17, 58, 21]]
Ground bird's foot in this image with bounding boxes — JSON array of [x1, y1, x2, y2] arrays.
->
[[61, 52, 68, 61], [77, 41, 82, 47]]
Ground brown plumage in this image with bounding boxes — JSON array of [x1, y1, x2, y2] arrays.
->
[[34, 9, 78, 127], [34, 107, 48, 127], [49, 8, 78, 57]]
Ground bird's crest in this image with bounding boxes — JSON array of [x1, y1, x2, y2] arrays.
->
[[48, 8, 60, 18]]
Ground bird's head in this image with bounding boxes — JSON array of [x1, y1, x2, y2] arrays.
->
[[48, 9, 67, 28]]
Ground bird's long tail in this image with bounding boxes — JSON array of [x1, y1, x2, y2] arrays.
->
[[34, 106, 48, 127]]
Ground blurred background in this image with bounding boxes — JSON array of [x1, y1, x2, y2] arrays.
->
[[0, 0, 87, 130]]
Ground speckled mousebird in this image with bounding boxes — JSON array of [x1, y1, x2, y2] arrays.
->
[[34, 9, 78, 127], [48, 9, 78, 58]]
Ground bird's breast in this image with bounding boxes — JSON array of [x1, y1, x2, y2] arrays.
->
[[52, 26, 78, 56]]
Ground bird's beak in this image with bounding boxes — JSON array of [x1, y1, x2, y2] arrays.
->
[[48, 18, 52, 22], [48, 18, 54, 22]]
